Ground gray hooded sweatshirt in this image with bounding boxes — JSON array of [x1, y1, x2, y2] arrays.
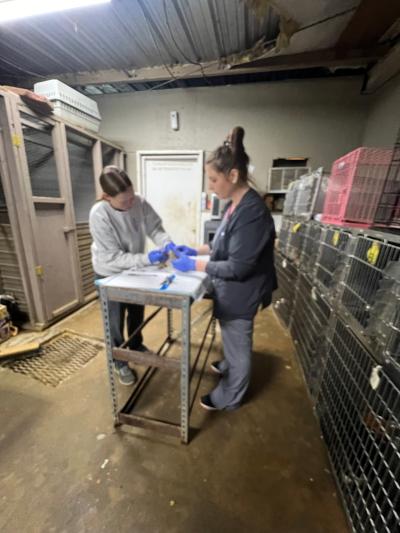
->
[[89, 196, 171, 276]]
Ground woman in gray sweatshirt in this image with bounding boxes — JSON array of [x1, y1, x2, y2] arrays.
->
[[89, 166, 172, 385]]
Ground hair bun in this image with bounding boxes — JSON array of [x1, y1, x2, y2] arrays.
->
[[230, 126, 245, 152]]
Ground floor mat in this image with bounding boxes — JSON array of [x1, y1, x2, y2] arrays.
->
[[1, 331, 103, 387]]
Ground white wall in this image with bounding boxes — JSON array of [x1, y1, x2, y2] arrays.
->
[[96, 77, 367, 190], [362, 75, 400, 147]]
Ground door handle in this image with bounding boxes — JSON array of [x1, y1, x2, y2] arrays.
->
[[63, 226, 75, 234]]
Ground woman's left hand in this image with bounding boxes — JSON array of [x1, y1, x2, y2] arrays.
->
[[172, 255, 196, 272], [176, 245, 197, 256]]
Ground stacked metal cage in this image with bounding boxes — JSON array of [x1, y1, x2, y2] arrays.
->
[[316, 318, 400, 533], [275, 215, 400, 532], [293, 168, 328, 219], [290, 273, 332, 399], [298, 221, 323, 280], [274, 251, 298, 328], [374, 128, 400, 228], [341, 235, 400, 328], [314, 227, 353, 297]]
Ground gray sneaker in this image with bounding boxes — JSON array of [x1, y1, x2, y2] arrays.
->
[[114, 363, 136, 386]]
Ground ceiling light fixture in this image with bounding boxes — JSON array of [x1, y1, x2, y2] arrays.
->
[[0, 0, 111, 23]]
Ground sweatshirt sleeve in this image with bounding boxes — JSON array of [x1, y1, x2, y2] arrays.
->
[[142, 199, 172, 248], [206, 210, 275, 281], [90, 209, 151, 273]]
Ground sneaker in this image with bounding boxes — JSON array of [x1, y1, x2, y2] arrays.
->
[[114, 363, 136, 386], [210, 361, 223, 375], [200, 394, 218, 411]]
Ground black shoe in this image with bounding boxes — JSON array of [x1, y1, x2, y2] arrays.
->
[[210, 361, 223, 375], [131, 344, 149, 353], [200, 394, 218, 411]]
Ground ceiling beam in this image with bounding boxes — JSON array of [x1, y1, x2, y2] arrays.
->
[[336, 0, 400, 49], [363, 40, 400, 93], [23, 46, 388, 89], [229, 45, 389, 71]]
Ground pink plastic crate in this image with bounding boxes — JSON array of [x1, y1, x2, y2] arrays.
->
[[322, 147, 393, 227]]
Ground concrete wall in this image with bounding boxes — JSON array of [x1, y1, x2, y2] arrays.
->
[[362, 75, 400, 147], [96, 77, 367, 190]]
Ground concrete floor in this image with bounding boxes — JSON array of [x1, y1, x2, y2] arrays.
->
[[0, 300, 349, 533]]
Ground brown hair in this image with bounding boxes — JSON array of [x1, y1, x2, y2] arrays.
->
[[99, 166, 132, 197], [206, 126, 250, 182]]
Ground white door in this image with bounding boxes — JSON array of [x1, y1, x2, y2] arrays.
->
[[137, 151, 203, 247]]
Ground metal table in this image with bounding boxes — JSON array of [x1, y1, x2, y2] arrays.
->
[[98, 270, 213, 444]]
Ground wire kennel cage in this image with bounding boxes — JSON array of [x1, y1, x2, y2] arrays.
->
[[340, 233, 400, 333], [374, 128, 400, 228], [277, 217, 292, 258], [316, 318, 400, 533], [314, 226, 353, 300], [290, 272, 333, 400], [299, 221, 323, 280], [274, 252, 298, 328]]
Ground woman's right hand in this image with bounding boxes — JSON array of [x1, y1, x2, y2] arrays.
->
[[148, 249, 168, 264]]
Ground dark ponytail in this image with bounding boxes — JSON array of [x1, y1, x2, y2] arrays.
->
[[99, 165, 132, 197], [206, 126, 250, 182]]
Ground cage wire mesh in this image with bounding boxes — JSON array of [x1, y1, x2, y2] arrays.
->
[[374, 128, 400, 228], [274, 219, 400, 531], [341, 236, 400, 332], [365, 260, 400, 368], [22, 122, 60, 198], [286, 221, 306, 263], [282, 181, 299, 216], [277, 217, 292, 257], [316, 318, 400, 533], [299, 221, 323, 279], [293, 168, 328, 220], [274, 253, 297, 328], [315, 227, 353, 297], [290, 273, 332, 399]]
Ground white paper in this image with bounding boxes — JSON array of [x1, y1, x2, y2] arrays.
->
[[98, 266, 209, 300]]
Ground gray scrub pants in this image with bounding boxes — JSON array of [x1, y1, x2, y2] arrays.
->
[[210, 318, 253, 410]]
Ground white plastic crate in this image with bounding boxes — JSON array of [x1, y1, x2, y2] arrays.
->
[[34, 79, 101, 132]]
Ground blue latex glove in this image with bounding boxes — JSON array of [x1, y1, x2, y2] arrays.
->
[[176, 245, 198, 256], [172, 255, 196, 272], [148, 249, 168, 264], [163, 241, 178, 254]]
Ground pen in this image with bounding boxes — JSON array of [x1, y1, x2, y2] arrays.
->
[[160, 274, 176, 290]]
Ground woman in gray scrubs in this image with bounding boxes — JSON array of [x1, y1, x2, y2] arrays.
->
[[89, 166, 172, 386], [172, 127, 277, 410]]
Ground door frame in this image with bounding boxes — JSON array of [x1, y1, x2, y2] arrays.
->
[[136, 150, 204, 245], [8, 98, 82, 322]]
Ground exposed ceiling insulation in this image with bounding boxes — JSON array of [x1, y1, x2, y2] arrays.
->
[[0, 0, 398, 94], [0, 1, 278, 80]]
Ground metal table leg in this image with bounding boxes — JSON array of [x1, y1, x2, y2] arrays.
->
[[167, 308, 173, 340], [180, 297, 191, 443], [99, 285, 119, 424]]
